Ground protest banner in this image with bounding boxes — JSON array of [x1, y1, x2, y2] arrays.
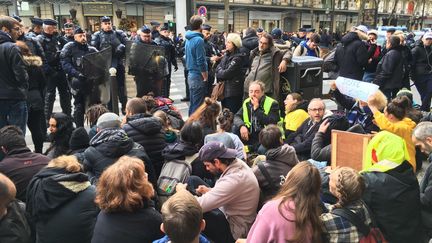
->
[[335, 77, 379, 101]]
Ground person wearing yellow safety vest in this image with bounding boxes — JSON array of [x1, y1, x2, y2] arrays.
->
[[233, 81, 281, 153]]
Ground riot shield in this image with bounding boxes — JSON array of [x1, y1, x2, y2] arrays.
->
[[82, 46, 112, 83], [127, 42, 167, 77]]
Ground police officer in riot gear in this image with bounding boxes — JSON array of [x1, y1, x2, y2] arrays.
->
[[63, 23, 74, 43], [61, 27, 98, 127], [36, 19, 71, 122], [27, 17, 43, 38], [155, 25, 178, 98], [91, 16, 128, 114]]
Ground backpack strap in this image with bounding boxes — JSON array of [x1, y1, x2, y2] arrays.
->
[[185, 153, 199, 165], [257, 162, 278, 192], [332, 208, 370, 236]]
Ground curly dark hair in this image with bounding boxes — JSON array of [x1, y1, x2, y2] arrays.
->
[[46, 112, 74, 158], [85, 104, 109, 127]]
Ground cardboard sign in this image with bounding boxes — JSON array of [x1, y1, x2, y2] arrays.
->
[[335, 77, 379, 101]]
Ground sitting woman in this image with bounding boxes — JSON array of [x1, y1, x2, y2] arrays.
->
[[368, 95, 417, 171], [238, 162, 323, 243], [321, 167, 373, 243], [26, 155, 98, 243], [44, 112, 74, 158], [284, 92, 309, 137], [85, 104, 109, 140], [186, 97, 221, 139], [153, 110, 179, 144], [92, 156, 163, 243]]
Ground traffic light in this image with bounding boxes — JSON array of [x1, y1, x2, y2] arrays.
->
[[168, 21, 176, 31]]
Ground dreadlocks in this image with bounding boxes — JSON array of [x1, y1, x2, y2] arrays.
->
[[85, 104, 109, 126]]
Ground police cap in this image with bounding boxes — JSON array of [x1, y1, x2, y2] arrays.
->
[[100, 16, 111, 23], [43, 19, 58, 26]]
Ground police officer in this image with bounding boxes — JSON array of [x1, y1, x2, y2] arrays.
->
[[27, 17, 43, 38], [155, 25, 178, 98], [63, 23, 74, 43], [36, 19, 72, 122], [202, 24, 222, 96], [150, 20, 161, 40], [61, 27, 98, 127], [91, 16, 128, 114]]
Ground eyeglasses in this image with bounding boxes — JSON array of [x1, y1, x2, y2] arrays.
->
[[308, 108, 324, 112], [12, 27, 21, 31]]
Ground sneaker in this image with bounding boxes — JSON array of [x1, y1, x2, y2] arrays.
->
[[180, 97, 190, 102]]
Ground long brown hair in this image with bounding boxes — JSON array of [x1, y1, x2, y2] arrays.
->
[[274, 161, 322, 243], [187, 97, 221, 131]]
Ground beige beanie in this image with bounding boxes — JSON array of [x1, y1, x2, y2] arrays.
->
[[226, 33, 242, 48]]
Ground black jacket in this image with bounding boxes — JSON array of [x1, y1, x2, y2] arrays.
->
[[240, 33, 259, 67], [216, 49, 246, 98], [26, 167, 99, 243], [285, 118, 322, 161], [335, 31, 368, 80], [420, 155, 432, 234], [411, 41, 432, 78], [155, 35, 178, 70], [60, 41, 98, 79], [82, 128, 157, 186], [123, 113, 166, 177], [310, 131, 331, 163], [0, 200, 32, 243], [373, 45, 404, 90], [0, 31, 28, 100], [364, 41, 381, 73], [362, 162, 423, 243], [23, 55, 45, 111]]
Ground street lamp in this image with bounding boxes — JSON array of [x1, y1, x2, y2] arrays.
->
[[115, 9, 123, 19], [69, 8, 77, 20]]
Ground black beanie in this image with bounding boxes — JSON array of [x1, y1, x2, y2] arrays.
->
[[69, 127, 90, 151]]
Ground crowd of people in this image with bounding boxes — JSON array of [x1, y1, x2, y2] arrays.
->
[[2, 13, 432, 243]]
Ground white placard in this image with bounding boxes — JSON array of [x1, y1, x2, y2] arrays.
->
[[335, 77, 379, 102]]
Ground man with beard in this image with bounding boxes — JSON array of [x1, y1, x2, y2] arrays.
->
[[60, 27, 98, 127], [155, 25, 178, 98]]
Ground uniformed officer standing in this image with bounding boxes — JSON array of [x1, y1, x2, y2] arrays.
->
[[202, 24, 222, 95], [36, 19, 71, 122], [27, 17, 43, 38], [63, 23, 74, 43], [91, 16, 128, 114], [155, 25, 178, 98], [150, 20, 161, 40], [61, 27, 98, 127]]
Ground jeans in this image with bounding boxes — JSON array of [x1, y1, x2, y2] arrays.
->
[[0, 100, 28, 135], [188, 73, 206, 115], [414, 74, 432, 111], [363, 72, 376, 83]]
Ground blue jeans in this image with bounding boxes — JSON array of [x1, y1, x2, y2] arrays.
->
[[188, 73, 206, 115], [0, 100, 28, 135], [414, 74, 432, 111], [363, 72, 375, 83]]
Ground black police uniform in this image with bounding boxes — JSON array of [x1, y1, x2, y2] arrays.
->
[[202, 25, 221, 96], [154, 31, 178, 97]]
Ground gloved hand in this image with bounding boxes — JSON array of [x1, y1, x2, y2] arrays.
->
[[174, 66, 178, 72], [115, 44, 126, 56]]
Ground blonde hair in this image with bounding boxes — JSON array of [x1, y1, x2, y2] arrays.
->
[[46, 155, 82, 173], [369, 90, 388, 110], [332, 167, 365, 208]]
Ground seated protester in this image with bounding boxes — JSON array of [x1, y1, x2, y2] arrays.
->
[[205, 108, 246, 160], [234, 81, 281, 153], [396, 88, 423, 123], [237, 162, 323, 243], [0, 173, 31, 243], [142, 95, 185, 131], [84, 104, 109, 140], [252, 125, 299, 203], [292, 33, 321, 57], [0, 126, 50, 202], [68, 127, 90, 155], [186, 97, 221, 140], [122, 98, 166, 177], [368, 95, 417, 171], [153, 110, 179, 144], [310, 115, 349, 164], [329, 81, 386, 133], [412, 122, 432, 239], [362, 131, 423, 243], [321, 167, 373, 243], [82, 112, 156, 187], [179, 142, 260, 243], [45, 112, 74, 158], [283, 92, 309, 138], [153, 190, 210, 243], [285, 98, 326, 160], [92, 156, 164, 243], [26, 156, 99, 243]]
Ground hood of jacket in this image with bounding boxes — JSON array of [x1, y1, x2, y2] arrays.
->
[[0, 31, 13, 44], [162, 141, 198, 160], [185, 30, 204, 40], [126, 113, 163, 136], [296, 99, 309, 111], [242, 34, 259, 50], [89, 128, 134, 158], [23, 55, 43, 67], [341, 31, 361, 46], [266, 144, 299, 166]]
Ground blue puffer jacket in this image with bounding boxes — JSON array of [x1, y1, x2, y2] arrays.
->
[[185, 31, 207, 75]]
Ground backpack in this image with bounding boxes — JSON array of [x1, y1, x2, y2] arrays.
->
[[153, 97, 185, 130], [157, 153, 199, 204], [332, 207, 388, 243]]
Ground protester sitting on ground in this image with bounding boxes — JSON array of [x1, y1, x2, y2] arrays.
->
[[153, 110, 179, 144], [177, 142, 260, 243], [0, 173, 32, 243], [68, 127, 90, 156], [310, 114, 350, 164], [153, 190, 210, 243], [412, 122, 432, 240], [283, 92, 309, 137], [122, 98, 166, 177], [26, 155, 99, 243], [82, 112, 156, 186], [205, 108, 246, 160], [252, 124, 299, 203], [321, 167, 373, 242], [142, 94, 185, 130], [44, 112, 74, 158], [237, 162, 323, 243], [285, 98, 326, 160], [0, 126, 50, 202], [361, 131, 423, 243], [92, 156, 163, 243], [234, 81, 281, 153], [330, 80, 386, 133], [85, 104, 109, 140], [187, 97, 221, 140], [395, 88, 423, 123], [368, 95, 417, 171]]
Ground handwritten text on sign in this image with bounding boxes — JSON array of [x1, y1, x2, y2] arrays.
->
[[335, 77, 379, 101]]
